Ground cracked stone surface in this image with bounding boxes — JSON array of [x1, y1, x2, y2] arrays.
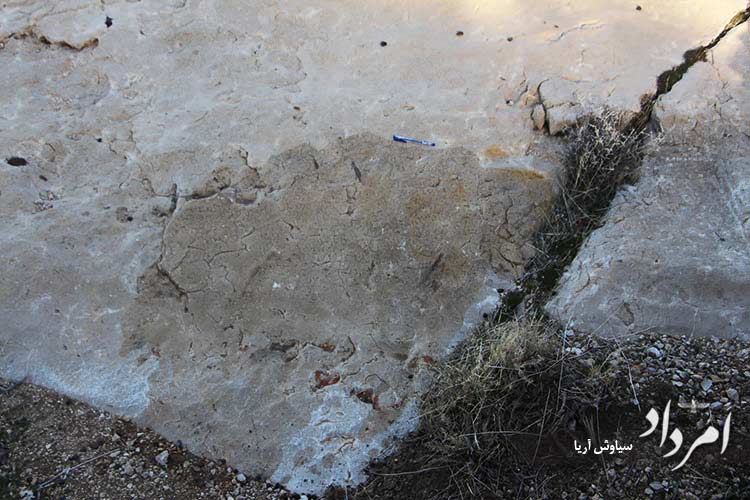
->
[[547, 22, 750, 340], [121, 135, 559, 491], [0, 0, 746, 494]]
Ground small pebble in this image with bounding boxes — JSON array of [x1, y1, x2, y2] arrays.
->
[[646, 347, 662, 358], [155, 450, 169, 467]]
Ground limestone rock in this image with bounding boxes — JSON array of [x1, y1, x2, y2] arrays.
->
[[531, 104, 547, 131], [121, 135, 559, 491], [538, 79, 585, 135], [546, 24, 750, 340], [0, 0, 747, 494], [155, 450, 169, 467]]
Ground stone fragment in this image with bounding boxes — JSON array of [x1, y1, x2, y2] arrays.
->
[[531, 104, 547, 130], [538, 79, 585, 134], [649, 481, 664, 492], [646, 347, 662, 359], [726, 388, 739, 402], [155, 450, 169, 467]]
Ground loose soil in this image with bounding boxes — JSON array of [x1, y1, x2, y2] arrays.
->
[[0, 382, 293, 500]]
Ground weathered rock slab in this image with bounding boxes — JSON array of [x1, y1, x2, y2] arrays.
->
[[122, 135, 559, 490], [1, 0, 748, 494], [546, 23, 750, 340]]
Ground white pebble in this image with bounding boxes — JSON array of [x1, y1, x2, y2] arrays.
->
[[155, 450, 169, 467]]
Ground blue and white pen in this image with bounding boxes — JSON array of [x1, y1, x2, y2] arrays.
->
[[393, 135, 436, 147]]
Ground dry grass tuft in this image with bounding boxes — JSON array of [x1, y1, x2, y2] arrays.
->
[[562, 109, 648, 224], [521, 109, 650, 303], [414, 319, 623, 498], [399, 112, 650, 498]]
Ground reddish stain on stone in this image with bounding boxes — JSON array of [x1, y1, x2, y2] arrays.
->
[[353, 389, 384, 411], [314, 370, 340, 389], [318, 342, 336, 352], [354, 388, 374, 404]]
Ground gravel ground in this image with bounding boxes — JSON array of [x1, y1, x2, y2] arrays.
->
[[0, 382, 295, 500], [2, 331, 748, 500], [544, 331, 750, 500]]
